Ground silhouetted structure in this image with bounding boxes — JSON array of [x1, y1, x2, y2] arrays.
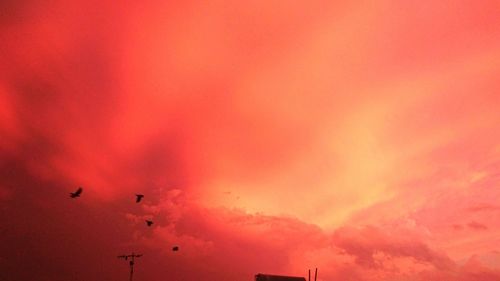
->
[[70, 187, 83, 198], [145, 220, 153, 226], [255, 274, 306, 281], [118, 253, 142, 281], [135, 194, 144, 203], [307, 268, 318, 281]]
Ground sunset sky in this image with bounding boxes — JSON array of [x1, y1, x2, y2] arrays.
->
[[1, 1, 500, 280]]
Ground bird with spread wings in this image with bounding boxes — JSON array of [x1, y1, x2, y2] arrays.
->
[[70, 187, 83, 198], [135, 194, 144, 203]]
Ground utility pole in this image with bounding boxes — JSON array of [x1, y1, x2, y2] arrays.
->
[[118, 253, 143, 281]]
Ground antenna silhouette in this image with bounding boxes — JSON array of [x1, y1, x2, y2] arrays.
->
[[118, 252, 143, 281], [308, 268, 318, 281]]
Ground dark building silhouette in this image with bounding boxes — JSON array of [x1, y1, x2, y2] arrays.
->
[[255, 274, 306, 281]]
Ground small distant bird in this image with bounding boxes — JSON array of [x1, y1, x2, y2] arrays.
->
[[172, 246, 179, 251], [70, 187, 83, 198], [135, 194, 144, 203], [145, 220, 154, 227]]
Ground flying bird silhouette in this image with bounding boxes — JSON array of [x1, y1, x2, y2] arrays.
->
[[70, 187, 83, 198], [135, 194, 144, 203], [172, 246, 179, 251], [145, 220, 154, 227]]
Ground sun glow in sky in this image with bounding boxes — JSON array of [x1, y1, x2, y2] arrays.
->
[[1, 1, 500, 280]]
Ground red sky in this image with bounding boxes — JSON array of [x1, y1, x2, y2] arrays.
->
[[1, 1, 500, 280]]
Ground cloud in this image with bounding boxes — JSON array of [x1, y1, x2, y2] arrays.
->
[[1, 1, 500, 281], [467, 204, 500, 213], [332, 226, 454, 270], [418, 254, 500, 281], [467, 221, 488, 231]]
